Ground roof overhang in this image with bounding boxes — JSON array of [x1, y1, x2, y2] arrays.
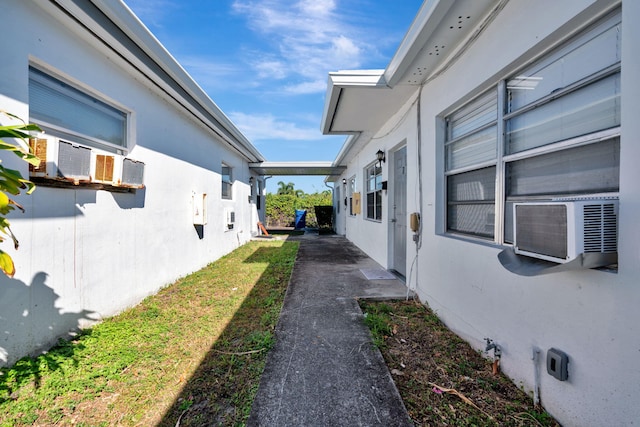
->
[[322, 0, 506, 165], [46, 0, 265, 163], [320, 70, 417, 135], [249, 162, 346, 176]]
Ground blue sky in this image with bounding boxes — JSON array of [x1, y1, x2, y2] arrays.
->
[[125, 0, 422, 194]]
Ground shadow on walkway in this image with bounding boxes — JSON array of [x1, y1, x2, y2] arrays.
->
[[248, 233, 413, 426]]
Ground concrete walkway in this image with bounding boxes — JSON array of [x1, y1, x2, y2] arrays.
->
[[247, 233, 413, 426]]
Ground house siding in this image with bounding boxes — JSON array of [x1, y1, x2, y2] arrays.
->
[[0, 1, 261, 366], [333, 1, 639, 425]]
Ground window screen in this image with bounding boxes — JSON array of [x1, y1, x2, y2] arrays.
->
[[29, 67, 127, 149]]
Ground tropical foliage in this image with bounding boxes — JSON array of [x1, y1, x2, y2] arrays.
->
[[276, 181, 303, 197], [266, 187, 332, 228], [0, 112, 40, 277]]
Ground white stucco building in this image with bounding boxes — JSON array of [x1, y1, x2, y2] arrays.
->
[[0, 0, 266, 366], [322, 1, 639, 425]]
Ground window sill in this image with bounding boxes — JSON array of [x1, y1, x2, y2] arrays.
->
[[364, 217, 383, 223]]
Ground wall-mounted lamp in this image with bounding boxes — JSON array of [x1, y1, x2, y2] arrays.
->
[[342, 178, 347, 185], [376, 149, 386, 168], [249, 176, 254, 185]]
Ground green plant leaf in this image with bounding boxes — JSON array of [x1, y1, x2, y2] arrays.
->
[[0, 114, 39, 277]]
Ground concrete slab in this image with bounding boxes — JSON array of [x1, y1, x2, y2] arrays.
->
[[248, 234, 413, 426]]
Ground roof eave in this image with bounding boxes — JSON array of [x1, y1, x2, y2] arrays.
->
[[52, 0, 265, 162], [383, 0, 454, 87], [320, 70, 387, 135]]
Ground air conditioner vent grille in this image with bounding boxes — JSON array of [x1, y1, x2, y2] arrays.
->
[[515, 204, 568, 259], [122, 158, 145, 187], [583, 203, 617, 253], [58, 141, 90, 180]]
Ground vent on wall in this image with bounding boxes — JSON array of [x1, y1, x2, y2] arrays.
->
[[225, 208, 236, 230], [513, 199, 618, 266]]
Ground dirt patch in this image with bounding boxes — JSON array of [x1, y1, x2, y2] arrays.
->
[[360, 299, 560, 427]]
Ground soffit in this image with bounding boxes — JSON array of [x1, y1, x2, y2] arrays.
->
[[321, 0, 504, 137]]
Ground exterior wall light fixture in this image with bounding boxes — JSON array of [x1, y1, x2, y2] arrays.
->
[[376, 149, 386, 168]]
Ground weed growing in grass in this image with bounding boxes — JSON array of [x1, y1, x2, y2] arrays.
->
[[0, 240, 298, 427], [359, 300, 559, 426]]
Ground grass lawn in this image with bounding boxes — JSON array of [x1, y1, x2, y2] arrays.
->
[[0, 240, 299, 426]]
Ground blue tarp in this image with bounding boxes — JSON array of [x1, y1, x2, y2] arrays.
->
[[294, 209, 307, 229]]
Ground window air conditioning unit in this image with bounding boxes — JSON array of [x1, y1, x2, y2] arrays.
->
[[513, 199, 618, 266], [225, 208, 236, 230], [29, 136, 91, 184], [121, 158, 145, 188], [29, 136, 145, 189], [91, 152, 145, 189], [91, 151, 121, 185]]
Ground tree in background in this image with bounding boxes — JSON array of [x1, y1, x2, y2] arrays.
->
[[276, 181, 294, 195], [266, 189, 332, 228]]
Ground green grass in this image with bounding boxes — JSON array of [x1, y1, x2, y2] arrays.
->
[[0, 240, 299, 426]]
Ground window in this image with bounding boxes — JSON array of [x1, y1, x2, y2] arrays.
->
[[444, 10, 621, 243], [221, 164, 232, 199], [29, 66, 128, 153], [365, 163, 383, 221]]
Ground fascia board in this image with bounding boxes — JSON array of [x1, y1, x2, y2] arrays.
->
[[332, 134, 359, 167]]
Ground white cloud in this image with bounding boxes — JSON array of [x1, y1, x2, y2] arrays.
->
[[228, 112, 326, 142], [178, 56, 247, 91], [124, 0, 179, 29], [231, 0, 373, 94]]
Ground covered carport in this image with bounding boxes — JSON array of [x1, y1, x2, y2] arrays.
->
[[248, 161, 346, 230]]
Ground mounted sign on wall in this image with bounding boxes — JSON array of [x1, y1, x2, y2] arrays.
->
[[352, 192, 361, 215]]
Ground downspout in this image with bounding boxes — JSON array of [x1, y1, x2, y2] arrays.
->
[[408, 86, 424, 300]]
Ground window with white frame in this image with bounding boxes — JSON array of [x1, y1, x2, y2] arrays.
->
[[221, 164, 233, 199], [29, 66, 128, 153], [365, 163, 383, 221], [444, 9, 621, 243]]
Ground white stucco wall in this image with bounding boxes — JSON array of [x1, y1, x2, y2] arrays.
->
[[0, 1, 260, 366], [336, 97, 419, 270], [416, 2, 638, 425], [340, 1, 639, 425]]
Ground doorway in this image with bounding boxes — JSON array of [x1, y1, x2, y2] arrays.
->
[[390, 146, 407, 277]]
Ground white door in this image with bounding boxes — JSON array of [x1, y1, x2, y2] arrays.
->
[[391, 146, 407, 277]]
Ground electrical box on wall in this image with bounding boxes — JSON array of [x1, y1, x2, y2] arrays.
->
[[547, 348, 569, 381], [410, 212, 421, 232], [193, 193, 207, 225]]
